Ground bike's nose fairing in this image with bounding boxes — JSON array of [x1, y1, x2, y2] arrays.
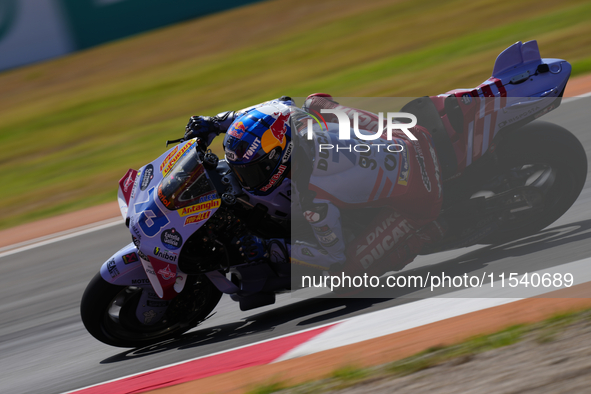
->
[[120, 139, 222, 298]]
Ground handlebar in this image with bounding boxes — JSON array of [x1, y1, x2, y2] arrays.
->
[[165, 137, 208, 151], [165, 137, 185, 147]]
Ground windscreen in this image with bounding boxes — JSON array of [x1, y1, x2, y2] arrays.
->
[[157, 147, 217, 210]]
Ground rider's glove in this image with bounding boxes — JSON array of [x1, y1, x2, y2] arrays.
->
[[237, 235, 268, 263], [184, 116, 221, 146]]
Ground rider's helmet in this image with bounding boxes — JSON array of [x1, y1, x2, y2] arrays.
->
[[223, 103, 293, 196]]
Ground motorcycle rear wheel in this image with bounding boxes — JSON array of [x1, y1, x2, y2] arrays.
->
[[80, 273, 221, 348], [478, 121, 587, 244]]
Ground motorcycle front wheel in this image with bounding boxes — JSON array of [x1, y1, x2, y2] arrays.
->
[[80, 273, 222, 348]]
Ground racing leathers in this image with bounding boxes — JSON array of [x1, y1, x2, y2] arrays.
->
[[185, 95, 444, 275]]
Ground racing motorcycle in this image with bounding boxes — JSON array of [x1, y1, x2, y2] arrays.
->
[[81, 40, 587, 347]]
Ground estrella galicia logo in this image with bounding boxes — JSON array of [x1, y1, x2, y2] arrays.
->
[[140, 164, 154, 191], [106, 259, 119, 278], [153, 246, 177, 262], [161, 228, 182, 250]]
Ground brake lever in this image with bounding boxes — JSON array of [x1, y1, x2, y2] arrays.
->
[[165, 137, 185, 147]]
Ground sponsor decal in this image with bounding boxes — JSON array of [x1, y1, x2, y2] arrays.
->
[[122, 252, 139, 265], [147, 300, 169, 308], [304, 210, 320, 223], [161, 140, 196, 176], [132, 227, 142, 244], [123, 172, 135, 192], [315, 131, 331, 171], [428, 143, 442, 198], [158, 187, 172, 207], [107, 259, 119, 278], [228, 121, 246, 138], [318, 232, 339, 247], [313, 225, 332, 236], [413, 142, 431, 192], [225, 149, 237, 161], [462, 93, 472, 104], [243, 137, 261, 161], [178, 199, 221, 217], [282, 141, 293, 163], [355, 213, 413, 269], [398, 147, 410, 186], [268, 149, 277, 160], [119, 169, 138, 205], [534, 104, 556, 120], [157, 264, 175, 280], [130, 171, 140, 200], [198, 193, 217, 203], [131, 235, 140, 249], [131, 278, 151, 285], [161, 228, 183, 250], [140, 164, 154, 191], [499, 105, 540, 128], [270, 111, 290, 143], [302, 248, 315, 257], [137, 249, 149, 261], [260, 164, 287, 192], [184, 210, 212, 226], [160, 146, 179, 172], [153, 247, 178, 262]]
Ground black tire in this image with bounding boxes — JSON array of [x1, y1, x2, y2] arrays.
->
[[80, 272, 222, 348], [479, 121, 587, 244]]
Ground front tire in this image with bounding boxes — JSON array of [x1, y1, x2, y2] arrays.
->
[[80, 273, 222, 348]]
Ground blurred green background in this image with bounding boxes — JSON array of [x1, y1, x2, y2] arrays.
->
[[1, 0, 591, 230]]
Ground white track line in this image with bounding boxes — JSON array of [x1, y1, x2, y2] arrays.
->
[[561, 91, 591, 104], [275, 257, 591, 361], [0, 218, 122, 259]]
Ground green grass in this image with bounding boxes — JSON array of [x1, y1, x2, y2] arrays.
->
[[572, 56, 591, 77], [246, 381, 287, 394], [387, 324, 527, 376], [246, 307, 591, 394], [330, 365, 369, 382], [1, 0, 591, 229]]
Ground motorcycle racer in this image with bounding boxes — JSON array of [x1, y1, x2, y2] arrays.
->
[[184, 95, 444, 277]]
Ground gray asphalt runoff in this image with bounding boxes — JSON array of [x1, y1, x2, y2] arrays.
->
[[1, 98, 590, 394]]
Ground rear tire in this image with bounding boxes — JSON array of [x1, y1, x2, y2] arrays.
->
[[479, 121, 587, 244], [80, 272, 221, 348]]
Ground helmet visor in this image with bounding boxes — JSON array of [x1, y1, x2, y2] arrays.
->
[[230, 150, 282, 190]]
